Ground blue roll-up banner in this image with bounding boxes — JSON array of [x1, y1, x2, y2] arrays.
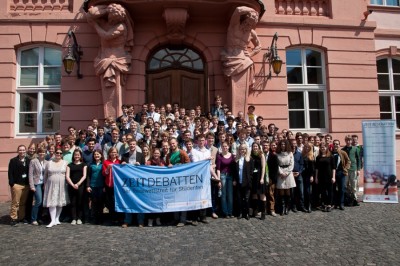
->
[[113, 160, 212, 213], [362, 120, 398, 203]]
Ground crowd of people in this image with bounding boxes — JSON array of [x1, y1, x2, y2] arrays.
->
[[7, 95, 363, 228]]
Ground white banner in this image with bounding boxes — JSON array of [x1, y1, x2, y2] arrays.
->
[[362, 120, 398, 203]]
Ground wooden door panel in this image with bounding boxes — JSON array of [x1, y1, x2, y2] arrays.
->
[[148, 70, 205, 110]]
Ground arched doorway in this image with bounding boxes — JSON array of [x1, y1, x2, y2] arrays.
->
[[146, 47, 207, 110]]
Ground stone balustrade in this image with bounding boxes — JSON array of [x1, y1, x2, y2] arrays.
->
[[275, 0, 330, 17], [9, 0, 71, 12]]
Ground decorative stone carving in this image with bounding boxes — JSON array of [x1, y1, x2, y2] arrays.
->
[[9, 0, 71, 12], [86, 3, 134, 118], [221, 6, 262, 114], [275, 0, 330, 17], [163, 8, 189, 44]]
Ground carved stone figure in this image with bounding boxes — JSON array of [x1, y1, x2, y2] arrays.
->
[[87, 3, 134, 118], [221, 6, 262, 114]]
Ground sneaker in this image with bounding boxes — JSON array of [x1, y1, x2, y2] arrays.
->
[[211, 213, 218, 219], [71, 220, 77, 225], [176, 222, 185, 227], [31, 221, 39, 226], [148, 219, 153, 227], [155, 218, 161, 226], [77, 219, 82, 225], [121, 223, 128, 228], [138, 224, 144, 228], [270, 211, 277, 217], [21, 219, 29, 224], [10, 219, 18, 226], [191, 220, 198, 226]]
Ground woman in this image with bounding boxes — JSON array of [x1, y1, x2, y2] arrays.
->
[[216, 142, 235, 218], [160, 115, 168, 132], [86, 150, 105, 224], [45, 143, 56, 161], [29, 147, 48, 225], [226, 133, 237, 154], [233, 144, 254, 220], [102, 147, 121, 223], [250, 142, 267, 220], [142, 144, 151, 162], [66, 149, 87, 225], [145, 148, 165, 226], [75, 130, 87, 150], [302, 143, 315, 213], [315, 143, 336, 212], [43, 147, 69, 228], [276, 139, 295, 215]]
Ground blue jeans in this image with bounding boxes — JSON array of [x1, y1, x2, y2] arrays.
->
[[31, 184, 43, 222], [221, 173, 233, 216], [292, 175, 304, 209], [124, 213, 145, 225], [335, 171, 346, 206]]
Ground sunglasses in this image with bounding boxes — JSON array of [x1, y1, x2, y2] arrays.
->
[[55, 152, 62, 155]]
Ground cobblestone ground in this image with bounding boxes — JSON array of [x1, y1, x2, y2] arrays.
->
[[0, 198, 399, 266]]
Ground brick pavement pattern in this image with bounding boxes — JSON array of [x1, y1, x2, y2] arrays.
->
[[0, 200, 399, 265]]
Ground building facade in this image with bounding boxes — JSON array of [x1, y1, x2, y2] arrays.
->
[[0, 0, 398, 201]]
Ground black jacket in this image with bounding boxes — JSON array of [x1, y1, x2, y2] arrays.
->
[[233, 157, 254, 188], [121, 151, 146, 165], [267, 152, 279, 184], [8, 156, 30, 186]]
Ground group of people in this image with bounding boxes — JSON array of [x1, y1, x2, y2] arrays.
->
[[7, 95, 363, 228]]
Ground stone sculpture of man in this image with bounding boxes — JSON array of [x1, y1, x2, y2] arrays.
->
[[87, 3, 134, 118], [221, 6, 262, 114]]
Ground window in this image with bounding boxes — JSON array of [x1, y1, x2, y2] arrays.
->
[[17, 46, 61, 135], [148, 47, 204, 71], [377, 57, 400, 128], [286, 48, 327, 130], [370, 0, 399, 6]]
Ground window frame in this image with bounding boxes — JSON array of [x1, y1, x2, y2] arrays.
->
[[286, 47, 328, 132], [377, 56, 400, 130], [16, 45, 61, 137], [370, 0, 400, 6]]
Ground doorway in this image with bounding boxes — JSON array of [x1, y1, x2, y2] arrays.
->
[[146, 47, 207, 110]]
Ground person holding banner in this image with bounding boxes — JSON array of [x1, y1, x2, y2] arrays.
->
[[315, 143, 336, 212], [166, 138, 190, 227], [145, 148, 165, 226], [233, 144, 254, 220], [102, 147, 121, 225], [121, 139, 146, 228]]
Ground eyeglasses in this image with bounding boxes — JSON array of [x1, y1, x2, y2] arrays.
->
[[55, 152, 62, 155]]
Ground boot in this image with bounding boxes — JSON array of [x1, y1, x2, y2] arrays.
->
[[285, 195, 290, 215], [281, 196, 286, 216], [251, 199, 258, 217], [260, 201, 266, 220]]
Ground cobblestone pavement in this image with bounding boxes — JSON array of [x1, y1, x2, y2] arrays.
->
[[0, 199, 399, 266]]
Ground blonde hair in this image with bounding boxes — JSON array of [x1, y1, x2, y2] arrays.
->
[[302, 143, 314, 161], [236, 143, 250, 162]]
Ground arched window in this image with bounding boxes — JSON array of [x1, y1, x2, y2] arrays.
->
[[286, 48, 327, 130], [148, 47, 204, 71], [377, 57, 400, 128], [17, 46, 61, 135]]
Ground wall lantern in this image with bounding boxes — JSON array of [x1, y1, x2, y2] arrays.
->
[[264, 32, 282, 79], [63, 30, 83, 79]]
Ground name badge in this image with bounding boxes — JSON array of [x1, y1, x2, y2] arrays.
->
[[22, 174, 27, 178]]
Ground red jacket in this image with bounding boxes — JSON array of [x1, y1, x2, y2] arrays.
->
[[102, 158, 121, 187]]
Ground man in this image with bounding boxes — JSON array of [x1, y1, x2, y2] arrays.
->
[[256, 116, 263, 133], [161, 141, 170, 162], [54, 132, 63, 149], [352, 134, 364, 190], [206, 132, 220, 219], [267, 123, 276, 142], [165, 103, 175, 120], [8, 145, 30, 225], [121, 139, 146, 228], [166, 138, 190, 227], [263, 140, 278, 217], [295, 132, 304, 153], [92, 117, 99, 135], [135, 103, 148, 122], [342, 135, 361, 206], [192, 134, 212, 224], [234, 129, 251, 156], [291, 139, 305, 212], [103, 128, 124, 160], [127, 122, 143, 141], [333, 140, 351, 210], [116, 104, 129, 127], [96, 126, 108, 148], [245, 105, 257, 125], [225, 116, 236, 135], [147, 103, 160, 122], [140, 126, 153, 146], [211, 95, 225, 121], [83, 138, 96, 164]]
